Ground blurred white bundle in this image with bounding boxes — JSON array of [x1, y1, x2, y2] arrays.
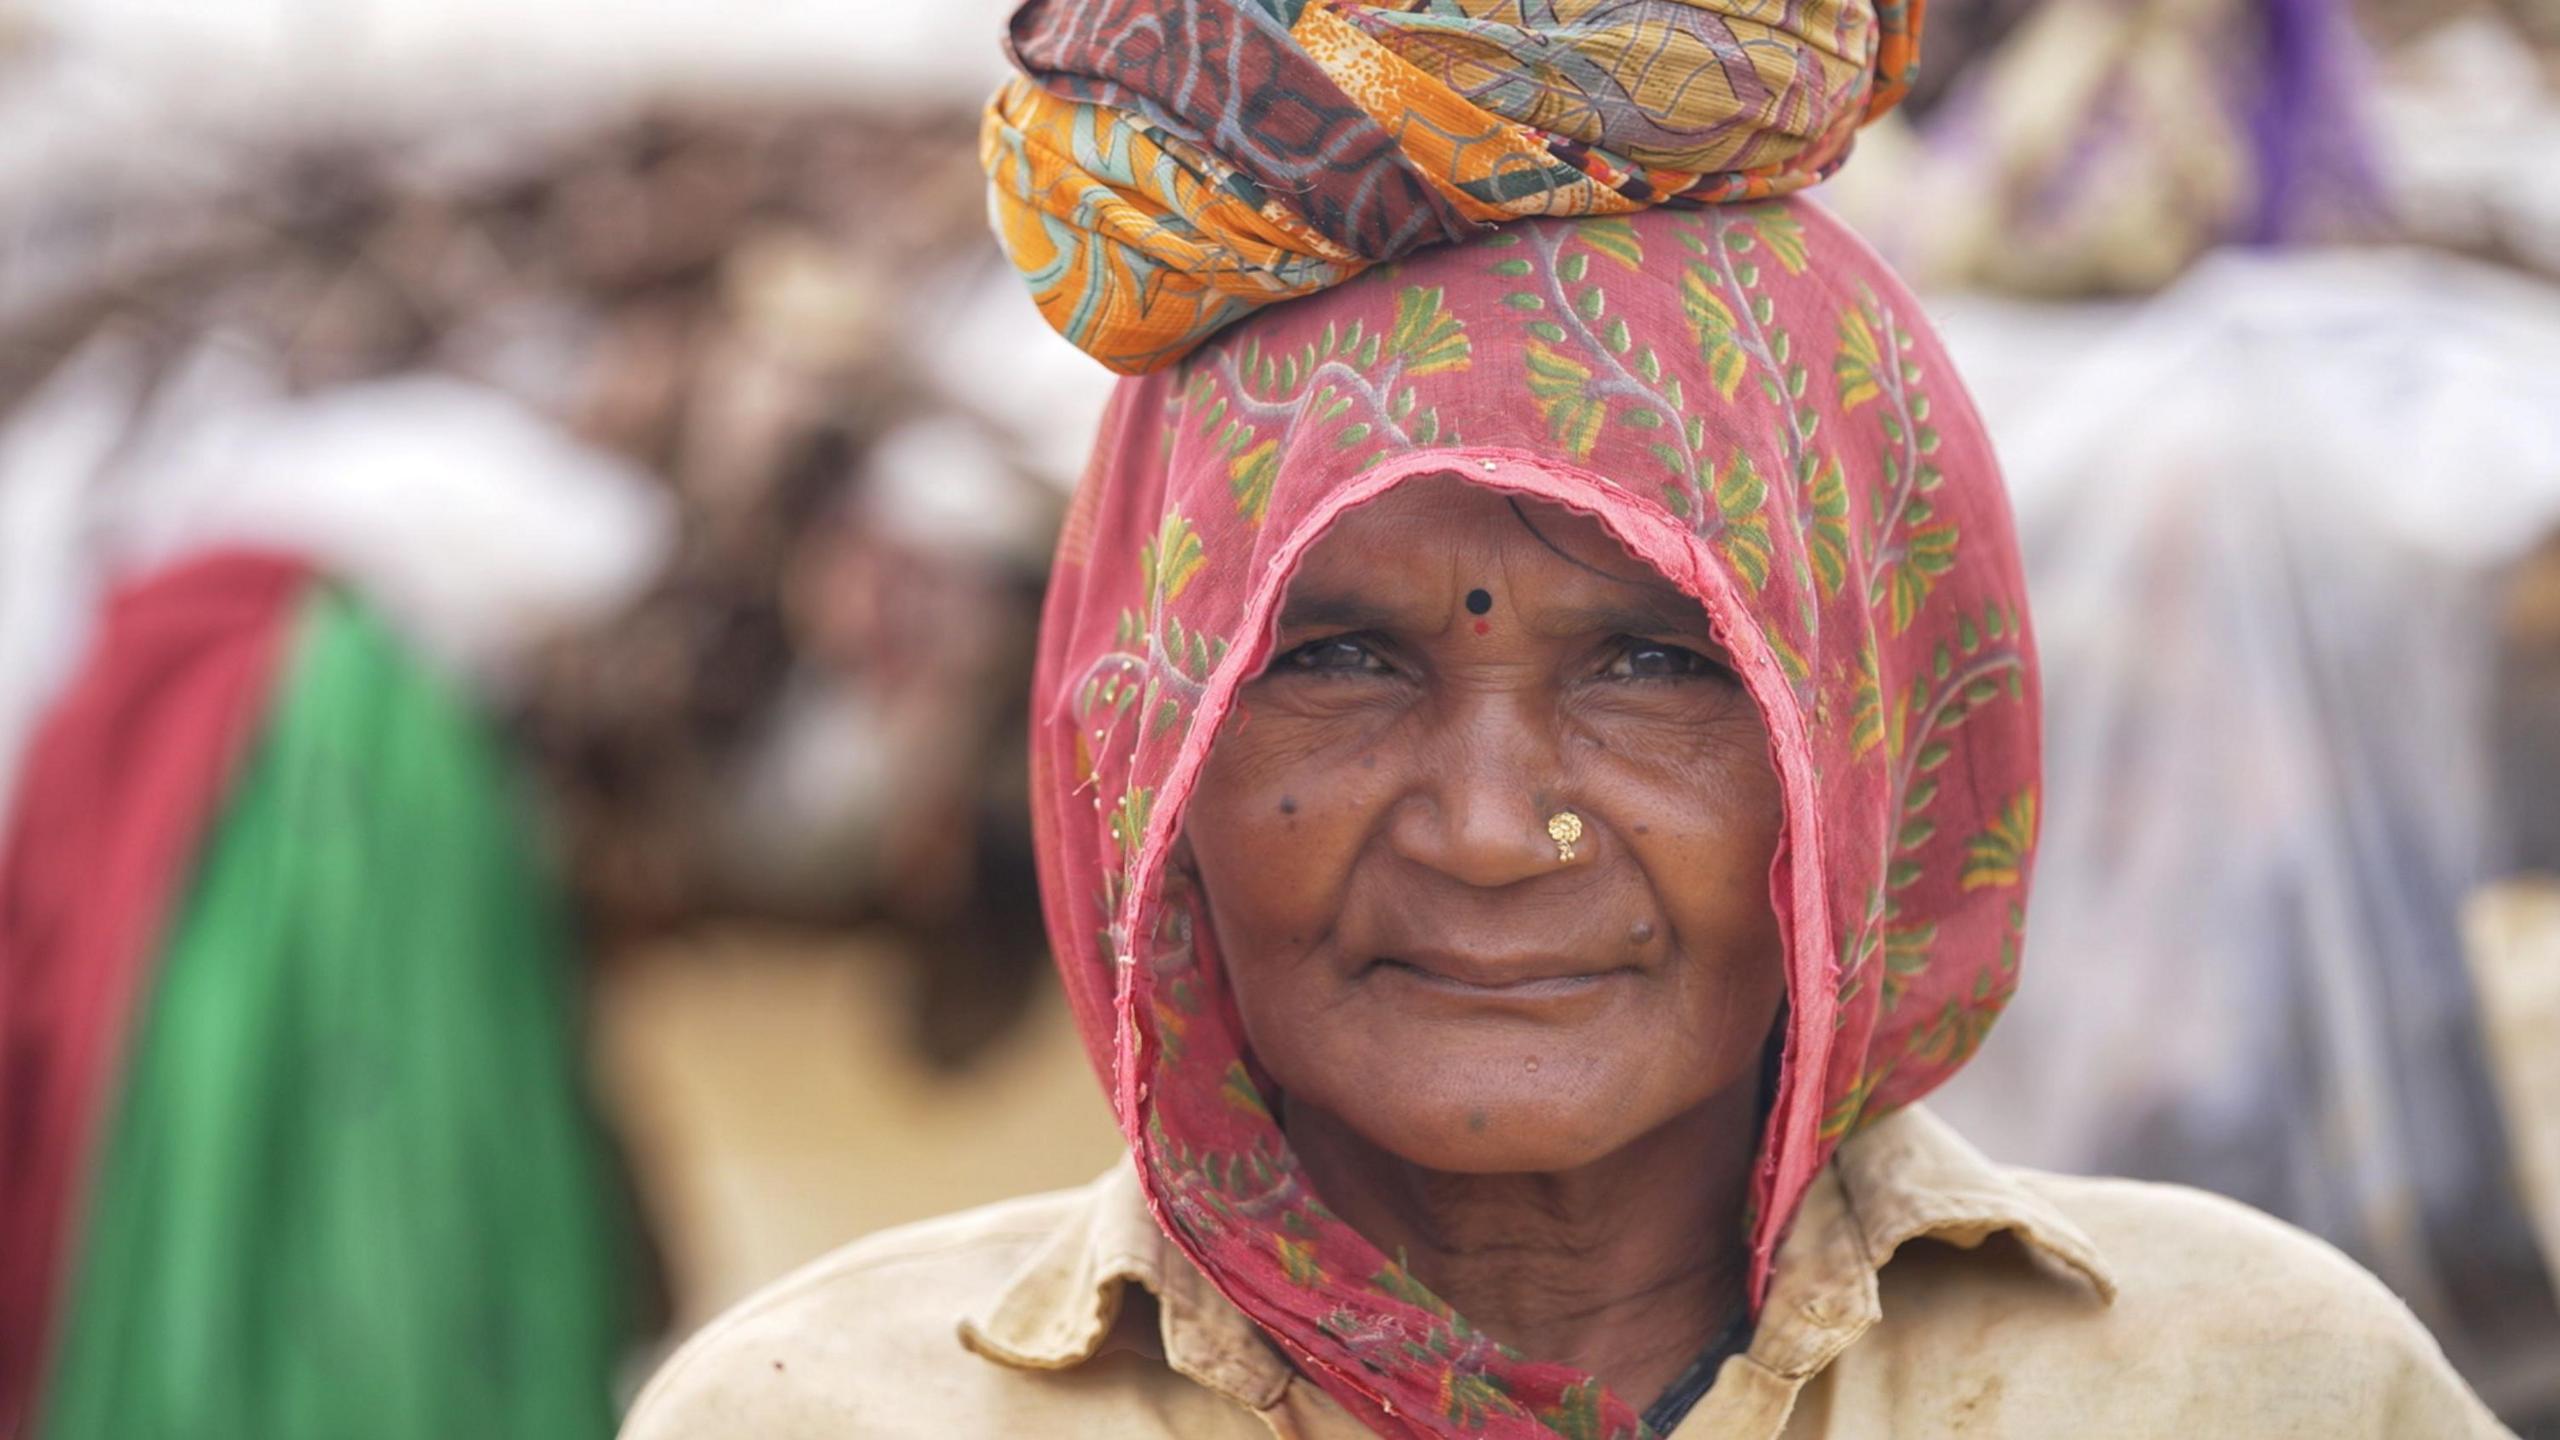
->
[[1929, 247, 2560, 1414], [0, 33, 1107, 1059]]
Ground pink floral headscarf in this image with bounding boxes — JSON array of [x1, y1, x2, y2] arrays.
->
[[1030, 198, 2039, 1439]]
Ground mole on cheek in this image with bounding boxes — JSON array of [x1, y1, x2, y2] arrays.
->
[[1628, 920, 1657, 945], [1467, 1109, 1490, 1134], [1278, 795, 1299, 816]]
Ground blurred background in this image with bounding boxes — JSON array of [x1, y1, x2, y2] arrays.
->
[[0, 0, 2556, 1435]]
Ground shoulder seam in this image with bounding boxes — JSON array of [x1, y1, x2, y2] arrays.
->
[[624, 1197, 1091, 1428]]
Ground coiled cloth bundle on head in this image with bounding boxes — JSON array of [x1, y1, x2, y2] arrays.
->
[[983, 0, 1924, 373]]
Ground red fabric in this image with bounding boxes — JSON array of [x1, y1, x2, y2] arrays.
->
[[1030, 200, 2039, 1437], [0, 551, 308, 1437]]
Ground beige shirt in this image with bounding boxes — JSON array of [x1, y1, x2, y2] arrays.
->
[[622, 1107, 2512, 1438]]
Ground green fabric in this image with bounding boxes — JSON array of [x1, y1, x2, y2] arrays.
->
[[43, 588, 625, 1440]]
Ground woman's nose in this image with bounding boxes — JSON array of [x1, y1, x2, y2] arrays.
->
[[1386, 694, 1569, 889]]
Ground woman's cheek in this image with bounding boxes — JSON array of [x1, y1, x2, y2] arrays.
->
[[1611, 711, 1780, 829], [1191, 726, 1339, 921]]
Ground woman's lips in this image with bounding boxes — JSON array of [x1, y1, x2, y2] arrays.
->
[[1369, 953, 1634, 1002]]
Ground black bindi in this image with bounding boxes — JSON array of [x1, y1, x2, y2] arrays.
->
[[1464, 588, 1493, 615]]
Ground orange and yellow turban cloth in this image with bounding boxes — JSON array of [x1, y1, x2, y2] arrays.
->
[[983, 0, 1924, 373]]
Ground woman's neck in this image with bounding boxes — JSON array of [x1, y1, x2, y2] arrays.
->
[[1282, 1092, 1760, 1407]]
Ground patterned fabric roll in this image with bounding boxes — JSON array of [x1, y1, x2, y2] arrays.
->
[[983, 0, 1923, 373]]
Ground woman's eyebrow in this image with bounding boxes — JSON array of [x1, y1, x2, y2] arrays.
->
[[1277, 586, 1715, 639], [1540, 590, 1719, 639], [1275, 591, 1408, 632]]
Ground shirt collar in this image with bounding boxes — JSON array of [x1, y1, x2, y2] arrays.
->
[[959, 1159, 1294, 1409], [1746, 1105, 2118, 1379], [960, 1106, 2115, 1398]]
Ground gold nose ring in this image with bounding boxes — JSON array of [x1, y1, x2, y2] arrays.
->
[[1546, 811, 1584, 863]]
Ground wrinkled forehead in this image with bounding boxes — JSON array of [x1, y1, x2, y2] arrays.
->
[[1270, 473, 1731, 644]]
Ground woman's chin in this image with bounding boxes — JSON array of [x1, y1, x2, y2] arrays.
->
[[1345, 1086, 1645, 1176]]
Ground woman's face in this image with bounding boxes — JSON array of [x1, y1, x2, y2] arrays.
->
[[1182, 478, 1787, 1174]]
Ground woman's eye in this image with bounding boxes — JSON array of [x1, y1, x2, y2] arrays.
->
[[1605, 638, 1723, 680], [1276, 635, 1388, 675]]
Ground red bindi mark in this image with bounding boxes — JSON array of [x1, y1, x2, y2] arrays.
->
[[1473, 620, 1491, 635]]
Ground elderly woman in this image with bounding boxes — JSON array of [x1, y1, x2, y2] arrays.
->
[[622, 3, 2512, 1437]]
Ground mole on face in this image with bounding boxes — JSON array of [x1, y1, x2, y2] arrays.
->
[[1279, 795, 1299, 816], [1467, 1109, 1491, 1134]]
